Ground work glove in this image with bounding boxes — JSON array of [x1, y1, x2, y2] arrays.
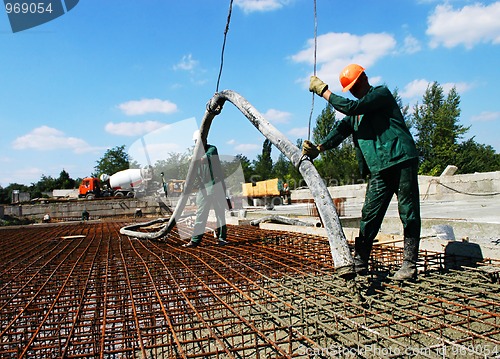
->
[[302, 140, 321, 160], [309, 76, 328, 96]]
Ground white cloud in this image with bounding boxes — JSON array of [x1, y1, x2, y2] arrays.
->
[[402, 35, 421, 54], [172, 54, 208, 86], [288, 127, 309, 138], [263, 109, 292, 124], [129, 143, 182, 165], [291, 32, 396, 90], [471, 111, 500, 122], [12, 126, 90, 153], [2, 167, 44, 186], [369, 76, 383, 87], [427, 3, 500, 49], [400, 79, 432, 99], [173, 54, 199, 71], [235, 143, 260, 152], [118, 99, 178, 116], [442, 81, 473, 95], [234, 0, 289, 13], [105, 121, 167, 137], [227, 139, 236, 145], [126, 118, 198, 166], [400, 79, 473, 100]]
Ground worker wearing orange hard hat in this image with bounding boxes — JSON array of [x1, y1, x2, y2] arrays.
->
[[303, 64, 421, 281]]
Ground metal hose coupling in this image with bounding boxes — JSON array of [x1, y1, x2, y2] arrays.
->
[[206, 93, 226, 115]]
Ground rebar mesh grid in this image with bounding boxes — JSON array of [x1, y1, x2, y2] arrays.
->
[[1, 221, 499, 358]]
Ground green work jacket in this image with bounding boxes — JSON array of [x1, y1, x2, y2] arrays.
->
[[196, 144, 226, 195], [320, 85, 418, 176]]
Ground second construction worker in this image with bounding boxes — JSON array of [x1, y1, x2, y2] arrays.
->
[[303, 64, 421, 281], [183, 131, 229, 248]]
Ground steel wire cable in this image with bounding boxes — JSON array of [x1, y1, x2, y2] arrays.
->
[[307, 0, 318, 141], [215, 0, 234, 93]]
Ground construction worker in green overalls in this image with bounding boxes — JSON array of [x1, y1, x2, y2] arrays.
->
[[303, 64, 421, 281], [183, 131, 229, 248]]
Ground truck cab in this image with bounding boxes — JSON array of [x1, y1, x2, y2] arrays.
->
[[79, 177, 101, 199]]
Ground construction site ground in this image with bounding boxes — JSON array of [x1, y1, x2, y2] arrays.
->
[[242, 194, 500, 260], [1, 190, 500, 358]]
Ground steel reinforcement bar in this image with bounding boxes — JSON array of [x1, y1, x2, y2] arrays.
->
[[1, 221, 500, 358]]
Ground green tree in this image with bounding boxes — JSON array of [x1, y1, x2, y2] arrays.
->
[[234, 154, 254, 183], [154, 152, 191, 182], [279, 139, 304, 189], [413, 82, 469, 175], [93, 145, 131, 177], [312, 104, 360, 185], [0, 183, 29, 204], [455, 138, 500, 174], [393, 87, 413, 130], [253, 139, 273, 181], [0, 186, 7, 204], [32, 175, 57, 197], [56, 169, 75, 189], [272, 153, 290, 180]]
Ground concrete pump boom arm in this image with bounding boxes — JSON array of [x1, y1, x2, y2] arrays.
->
[[120, 90, 354, 276]]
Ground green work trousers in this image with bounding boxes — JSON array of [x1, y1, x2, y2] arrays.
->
[[360, 159, 421, 244], [191, 187, 227, 243]]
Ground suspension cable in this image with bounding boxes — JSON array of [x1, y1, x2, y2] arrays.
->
[[216, 0, 234, 93], [307, 0, 318, 141]]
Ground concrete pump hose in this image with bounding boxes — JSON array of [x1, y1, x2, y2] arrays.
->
[[120, 91, 354, 277]]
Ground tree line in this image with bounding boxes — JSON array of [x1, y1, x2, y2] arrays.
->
[[242, 81, 500, 187], [0, 146, 132, 204], [1, 81, 499, 204]]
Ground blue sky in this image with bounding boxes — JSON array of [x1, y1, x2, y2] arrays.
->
[[1, 0, 499, 187]]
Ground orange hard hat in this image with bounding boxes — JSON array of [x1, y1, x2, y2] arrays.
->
[[339, 64, 365, 92]]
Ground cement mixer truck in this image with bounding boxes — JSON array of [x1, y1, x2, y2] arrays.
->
[[78, 168, 154, 199]]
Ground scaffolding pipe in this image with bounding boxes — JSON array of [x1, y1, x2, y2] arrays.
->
[[120, 90, 354, 275]]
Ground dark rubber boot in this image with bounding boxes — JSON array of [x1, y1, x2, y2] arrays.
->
[[390, 237, 420, 281], [353, 237, 372, 275]]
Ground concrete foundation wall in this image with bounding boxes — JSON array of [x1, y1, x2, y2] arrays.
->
[[292, 170, 500, 204], [421, 170, 500, 200], [288, 170, 500, 257], [4, 171, 499, 225], [4, 198, 166, 221]]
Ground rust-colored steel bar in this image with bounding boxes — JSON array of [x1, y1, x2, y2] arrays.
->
[[193, 232, 433, 358], [117, 236, 147, 358], [133, 238, 295, 358], [0, 231, 61, 279], [98, 230, 110, 359], [1, 221, 500, 358], [133, 238, 286, 357], [25, 231, 102, 359], [0, 233, 76, 311], [1, 236, 87, 339], [124, 233, 187, 358], [61, 232, 109, 358]]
